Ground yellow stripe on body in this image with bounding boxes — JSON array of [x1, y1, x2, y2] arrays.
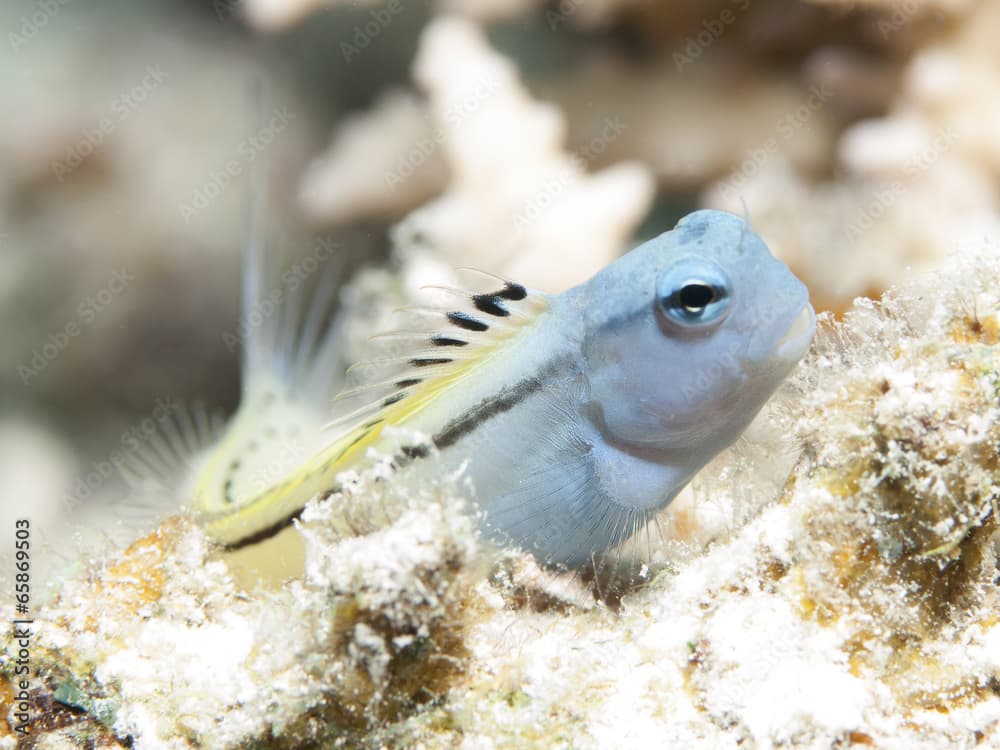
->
[[200, 348, 498, 546]]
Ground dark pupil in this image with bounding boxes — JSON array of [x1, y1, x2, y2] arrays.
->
[[678, 283, 714, 311]]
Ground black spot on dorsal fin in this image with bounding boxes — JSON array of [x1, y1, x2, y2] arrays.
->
[[495, 281, 527, 301], [447, 311, 489, 332], [316, 276, 548, 480], [431, 334, 468, 347], [472, 293, 510, 318]]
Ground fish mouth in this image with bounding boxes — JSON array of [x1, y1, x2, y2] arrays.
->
[[772, 303, 816, 362]]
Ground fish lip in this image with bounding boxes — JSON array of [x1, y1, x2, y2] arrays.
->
[[740, 300, 816, 376], [772, 303, 816, 362]]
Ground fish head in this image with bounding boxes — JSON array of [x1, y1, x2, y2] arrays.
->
[[577, 209, 814, 456]]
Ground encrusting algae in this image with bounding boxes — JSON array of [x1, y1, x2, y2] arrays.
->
[[786, 274, 1000, 718], [3, 457, 482, 749], [5, 249, 1000, 748]]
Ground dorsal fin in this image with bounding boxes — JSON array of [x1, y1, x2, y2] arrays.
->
[[316, 275, 549, 471], [328, 276, 546, 431], [198, 273, 550, 547]]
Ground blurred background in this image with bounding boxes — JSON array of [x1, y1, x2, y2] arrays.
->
[[2, 0, 998, 578]]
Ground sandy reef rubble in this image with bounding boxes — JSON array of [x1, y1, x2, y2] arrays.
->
[[5, 252, 1000, 749]]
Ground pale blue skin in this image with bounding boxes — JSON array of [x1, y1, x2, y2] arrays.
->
[[432, 210, 815, 567]]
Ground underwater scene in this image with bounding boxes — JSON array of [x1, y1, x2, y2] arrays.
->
[[2, 0, 1000, 747]]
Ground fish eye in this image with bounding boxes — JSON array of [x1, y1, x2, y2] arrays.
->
[[656, 258, 732, 331]]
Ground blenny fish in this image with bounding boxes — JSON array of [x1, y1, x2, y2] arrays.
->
[[190, 210, 814, 568]]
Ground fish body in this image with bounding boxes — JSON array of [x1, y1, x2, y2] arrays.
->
[[191, 209, 815, 567]]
